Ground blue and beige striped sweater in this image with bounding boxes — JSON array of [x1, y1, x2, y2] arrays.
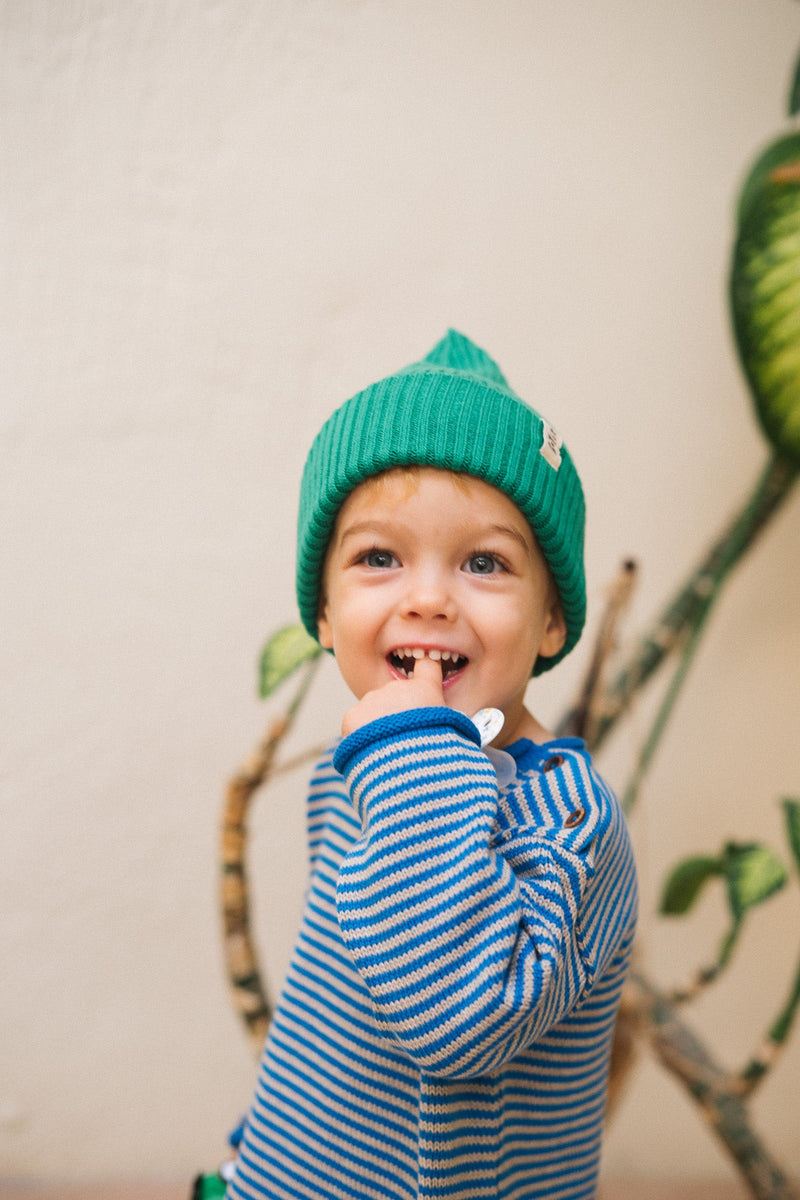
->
[[227, 707, 637, 1200]]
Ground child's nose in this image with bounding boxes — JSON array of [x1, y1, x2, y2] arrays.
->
[[401, 569, 457, 622]]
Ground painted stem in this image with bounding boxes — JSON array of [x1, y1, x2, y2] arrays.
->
[[567, 559, 638, 744], [620, 609, 711, 815], [634, 974, 800, 1200], [739, 944, 800, 1095], [565, 452, 798, 1192], [219, 654, 322, 1054], [558, 453, 797, 750]]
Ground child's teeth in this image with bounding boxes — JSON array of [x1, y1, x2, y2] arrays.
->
[[393, 647, 463, 666]]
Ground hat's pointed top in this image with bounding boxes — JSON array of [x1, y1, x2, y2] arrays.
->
[[422, 329, 510, 389]]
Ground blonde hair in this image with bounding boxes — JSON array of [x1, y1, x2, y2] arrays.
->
[[355, 465, 474, 503]]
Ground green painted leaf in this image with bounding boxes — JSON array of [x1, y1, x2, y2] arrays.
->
[[730, 131, 800, 465], [723, 842, 788, 922], [734, 132, 800, 226], [789, 45, 800, 117], [783, 798, 800, 874], [258, 624, 321, 699], [660, 855, 724, 916]]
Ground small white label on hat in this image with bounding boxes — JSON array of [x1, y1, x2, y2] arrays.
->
[[471, 707, 505, 747], [540, 421, 562, 470]]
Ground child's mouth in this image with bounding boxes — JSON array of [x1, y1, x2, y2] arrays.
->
[[388, 647, 469, 682]]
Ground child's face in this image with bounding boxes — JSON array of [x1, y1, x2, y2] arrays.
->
[[317, 468, 567, 746]]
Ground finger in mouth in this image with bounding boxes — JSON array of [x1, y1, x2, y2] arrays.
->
[[388, 648, 468, 679]]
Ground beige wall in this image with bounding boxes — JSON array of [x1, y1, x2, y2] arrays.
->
[[3, 0, 800, 1185]]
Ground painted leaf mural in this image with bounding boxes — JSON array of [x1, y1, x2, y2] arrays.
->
[[730, 130, 800, 465], [258, 624, 321, 699]]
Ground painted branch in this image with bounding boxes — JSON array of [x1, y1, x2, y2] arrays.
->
[[667, 960, 730, 1007], [565, 559, 637, 743], [632, 974, 799, 1200], [220, 714, 289, 1052], [220, 657, 323, 1055], [557, 454, 797, 749], [738, 948, 800, 1097]]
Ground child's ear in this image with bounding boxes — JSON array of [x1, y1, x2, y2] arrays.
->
[[317, 598, 333, 650], [538, 597, 567, 660]]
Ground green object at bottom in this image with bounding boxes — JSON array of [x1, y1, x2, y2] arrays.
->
[[191, 1172, 227, 1199]]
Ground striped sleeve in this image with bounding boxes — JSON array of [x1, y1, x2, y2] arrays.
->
[[333, 707, 617, 1081]]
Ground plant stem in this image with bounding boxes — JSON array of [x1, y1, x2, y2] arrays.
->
[[220, 653, 324, 1053], [559, 453, 797, 751], [286, 650, 323, 721], [621, 603, 714, 815], [633, 972, 800, 1199], [740, 943, 800, 1094], [567, 559, 637, 743]]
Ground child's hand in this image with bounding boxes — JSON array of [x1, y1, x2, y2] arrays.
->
[[341, 656, 445, 737]]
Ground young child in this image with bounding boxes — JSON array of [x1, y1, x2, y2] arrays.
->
[[226, 331, 637, 1200]]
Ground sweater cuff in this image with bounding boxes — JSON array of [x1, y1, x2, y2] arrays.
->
[[333, 706, 481, 776]]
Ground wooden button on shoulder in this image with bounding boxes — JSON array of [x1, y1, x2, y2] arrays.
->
[[541, 754, 565, 772], [564, 807, 586, 828]]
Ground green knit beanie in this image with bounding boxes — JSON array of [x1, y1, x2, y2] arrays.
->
[[296, 330, 586, 674]]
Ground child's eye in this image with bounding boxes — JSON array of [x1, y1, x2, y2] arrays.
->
[[464, 552, 504, 575], [361, 548, 399, 569]]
